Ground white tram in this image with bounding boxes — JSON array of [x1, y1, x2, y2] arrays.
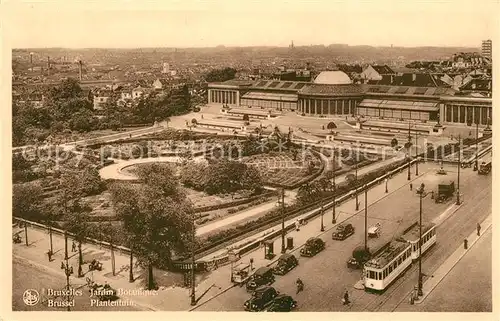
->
[[363, 222, 437, 291], [398, 222, 436, 260], [363, 240, 412, 291]]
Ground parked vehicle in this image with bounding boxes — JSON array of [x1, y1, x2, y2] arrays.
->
[[246, 267, 275, 292], [436, 180, 455, 203], [347, 246, 371, 269], [244, 286, 279, 311], [300, 237, 325, 257], [332, 223, 355, 240], [266, 294, 298, 312], [273, 254, 298, 275], [478, 161, 491, 175]]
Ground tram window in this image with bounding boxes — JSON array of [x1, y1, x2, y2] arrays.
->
[[388, 266, 392, 273], [378, 272, 382, 280], [369, 271, 376, 279]]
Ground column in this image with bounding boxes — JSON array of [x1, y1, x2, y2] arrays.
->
[[342, 100, 345, 114], [236, 91, 240, 106], [328, 100, 332, 115]]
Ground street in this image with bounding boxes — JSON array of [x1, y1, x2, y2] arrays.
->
[[194, 163, 491, 311], [12, 256, 141, 311]]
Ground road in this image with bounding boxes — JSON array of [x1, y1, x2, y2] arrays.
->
[[12, 256, 141, 311], [194, 164, 491, 311]]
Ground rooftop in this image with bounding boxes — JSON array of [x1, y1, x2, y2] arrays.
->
[[299, 84, 363, 96], [365, 240, 409, 269], [314, 71, 352, 85], [397, 222, 436, 243]]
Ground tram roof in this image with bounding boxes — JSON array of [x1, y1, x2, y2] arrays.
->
[[364, 240, 409, 269], [397, 222, 436, 243]]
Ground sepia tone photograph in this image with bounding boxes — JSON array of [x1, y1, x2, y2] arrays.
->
[[2, 0, 497, 317]]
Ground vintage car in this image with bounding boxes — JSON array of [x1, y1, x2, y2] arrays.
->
[[246, 266, 275, 292], [347, 246, 371, 269], [266, 294, 298, 312], [300, 237, 325, 257], [244, 286, 279, 312], [332, 223, 355, 240], [273, 254, 298, 275]]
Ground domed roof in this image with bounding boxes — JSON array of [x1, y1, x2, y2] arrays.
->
[[314, 71, 352, 85]]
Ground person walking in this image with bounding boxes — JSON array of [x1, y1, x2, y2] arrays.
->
[[343, 290, 350, 305], [72, 241, 77, 252], [477, 223, 481, 236], [409, 183, 413, 191], [295, 219, 300, 231]]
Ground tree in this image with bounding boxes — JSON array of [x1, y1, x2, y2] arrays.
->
[[63, 199, 92, 276], [12, 182, 44, 220], [327, 122, 337, 130], [110, 164, 195, 290], [205, 67, 237, 82], [391, 138, 398, 147]]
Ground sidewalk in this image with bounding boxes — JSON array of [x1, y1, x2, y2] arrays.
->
[[414, 213, 492, 304]]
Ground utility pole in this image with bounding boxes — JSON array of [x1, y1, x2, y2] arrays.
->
[[474, 120, 479, 171], [456, 135, 461, 205], [280, 188, 286, 253], [332, 150, 336, 224], [355, 147, 359, 211], [415, 131, 419, 176], [24, 222, 29, 246], [407, 122, 411, 181], [190, 213, 196, 306], [320, 198, 325, 232], [364, 185, 368, 252], [129, 250, 134, 283], [418, 183, 425, 296], [49, 225, 53, 253], [62, 232, 73, 311]]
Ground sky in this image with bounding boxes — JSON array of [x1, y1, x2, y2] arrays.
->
[[1, 0, 498, 49]]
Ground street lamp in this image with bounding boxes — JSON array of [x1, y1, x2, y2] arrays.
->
[[417, 183, 428, 297], [332, 150, 337, 224], [415, 131, 419, 176], [385, 178, 388, 193], [320, 199, 325, 232], [364, 184, 368, 252], [61, 232, 73, 311], [355, 148, 359, 211], [190, 213, 197, 306], [279, 188, 286, 253], [456, 135, 462, 205], [474, 118, 479, 171]]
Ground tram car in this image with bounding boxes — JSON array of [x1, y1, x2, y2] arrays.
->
[[363, 222, 437, 291], [363, 240, 412, 291], [397, 222, 436, 260]]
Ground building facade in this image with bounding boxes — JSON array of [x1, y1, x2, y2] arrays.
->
[[207, 80, 492, 126], [482, 39, 492, 59]]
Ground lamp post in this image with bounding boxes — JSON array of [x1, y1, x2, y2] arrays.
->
[[385, 178, 388, 193], [417, 183, 426, 296], [415, 131, 419, 176], [279, 188, 286, 253], [456, 135, 461, 205], [190, 213, 196, 306], [320, 198, 325, 232], [61, 232, 73, 311], [24, 222, 29, 246], [364, 184, 368, 252], [474, 120, 479, 171], [332, 150, 336, 224], [407, 121, 412, 181], [355, 148, 359, 211]]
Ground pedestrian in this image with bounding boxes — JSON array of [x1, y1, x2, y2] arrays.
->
[[343, 290, 350, 305], [409, 183, 413, 191], [464, 238, 468, 249], [72, 241, 77, 252], [47, 250, 52, 262], [431, 190, 434, 199], [295, 219, 300, 231], [477, 223, 481, 236]]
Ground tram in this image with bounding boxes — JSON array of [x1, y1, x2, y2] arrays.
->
[[398, 222, 437, 260], [363, 222, 437, 291]]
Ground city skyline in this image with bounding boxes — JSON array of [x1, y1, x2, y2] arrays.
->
[[2, 0, 497, 49]]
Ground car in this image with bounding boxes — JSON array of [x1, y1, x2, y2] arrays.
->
[[246, 267, 275, 292], [332, 223, 355, 240], [244, 286, 279, 311], [273, 254, 298, 275], [266, 294, 298, 312], [347, 246, 371, 269], [300, 237, 325, 257]]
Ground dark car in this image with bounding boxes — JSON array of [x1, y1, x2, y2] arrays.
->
[[332, 223, 355, 240], [300, 237, 325, 257], [347, 246, 371, 269], [246, 267, 275, 292], [273, 254, 298, 275], [244, 286, 279, 311], [266, 294, 297, 312]]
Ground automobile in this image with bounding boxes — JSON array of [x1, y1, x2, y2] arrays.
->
[[246, 266, 275, 292], [300, 237, 325, 257], [273, 254, 299, 275], [332, 223, 355, 240], [244, 286, 279, 311], [266, 294, 298, 312]]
